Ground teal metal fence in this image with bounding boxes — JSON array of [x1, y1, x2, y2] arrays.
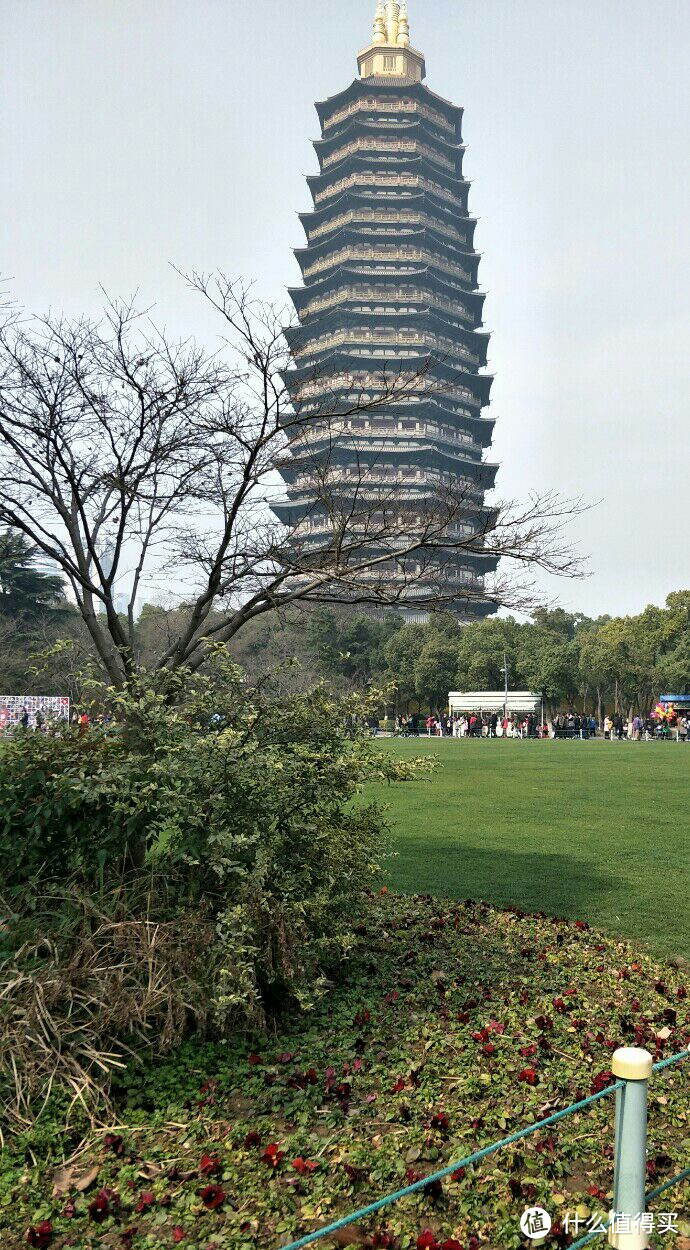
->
[[279, 1047, 689, 1250]]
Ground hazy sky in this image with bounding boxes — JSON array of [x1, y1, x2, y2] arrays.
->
[[2, 0, 689, 618]]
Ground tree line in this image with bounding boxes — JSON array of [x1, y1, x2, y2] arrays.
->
[[261, 595, 690, 719], [1, 529, 687, 718]]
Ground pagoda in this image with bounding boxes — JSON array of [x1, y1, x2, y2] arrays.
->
[[273, 1, 499, 620]]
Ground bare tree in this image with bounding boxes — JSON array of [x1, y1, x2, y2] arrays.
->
[[0, 275, 584, 688]]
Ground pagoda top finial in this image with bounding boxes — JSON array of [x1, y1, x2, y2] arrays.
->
[[359, 0, 425, 81]]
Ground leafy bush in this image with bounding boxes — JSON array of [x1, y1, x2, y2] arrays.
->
[[0, 656, 428, 1123]]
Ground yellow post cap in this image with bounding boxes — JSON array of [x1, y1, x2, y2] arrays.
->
[[611, 1047, 653, 1081]]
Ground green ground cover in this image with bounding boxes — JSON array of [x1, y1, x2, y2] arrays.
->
[[7, 894, 690, 1250], [363, 739, 690, 958]]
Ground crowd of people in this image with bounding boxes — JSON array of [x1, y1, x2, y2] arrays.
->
[[388, 711, 690, 741]]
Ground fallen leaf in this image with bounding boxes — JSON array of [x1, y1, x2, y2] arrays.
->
[[51, 1163, 99, 1197]]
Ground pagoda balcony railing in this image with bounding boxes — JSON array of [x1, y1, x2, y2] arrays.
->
[[302, 244, 472, 285], [296, 393, 481, 425], [308, 209, 466, 244], [322, 96, 456, 134], [293, 327, 479, 366], [298, 284, 476, 325], [322, 137, 457, 173], [287, 421, 477, 451], [293, 371, 481, 407], [291, 468, 477, 491], [313, 172, 465, 210]]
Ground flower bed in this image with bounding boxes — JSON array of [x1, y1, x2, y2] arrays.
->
[[8, 893, 690, 1250]]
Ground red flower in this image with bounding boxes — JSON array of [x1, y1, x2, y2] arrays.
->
[[120, 1231, 137, 1250], [677, 986, 687, 999], [88, 1189, 117, 1223], [103, 1132, 125, 1156], [173, 1230, 186, 1244], [292, 1157, 320, 1175], [441, 1241, 464, 1250], [62, 1200, 77, 1219], [199, 1153, 222, 1177], [590, 1070, 614, 1095], [136, 1191, 155, 1213], [519, 1067, 538, 1085], [391, 1077, 405, 1093], [247, 1052, 262, 1065], [244, 1131, 261, 1148], [481, 1042, 495, 1057], [261, 1142, 285, 1168], [200, 1184, 226, 1209], [417, 1233, 439, 1250], [430, 1112, 449, 1132], [451, 1167, 466, 1181], [277, 1052, 294, 1064], [26, 1224, 53, 1249], [519, 1044, 537, 1058]]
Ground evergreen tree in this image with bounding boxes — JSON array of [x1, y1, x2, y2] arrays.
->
[[0, 529, 65, 619]]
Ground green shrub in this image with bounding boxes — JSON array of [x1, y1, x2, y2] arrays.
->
[[0, 656, 429, 1123]]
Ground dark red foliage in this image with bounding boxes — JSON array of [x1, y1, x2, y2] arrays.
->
[[430, 1112, 449, 1132], [520, 1044, 537, 1057], [261, 1142, 285, 1168], [200, 1184, 226, 1209], [103, 1133, 125, 1156], [590, 1070, 614, 1095], [519, 1067, 538, 1085], [391, 1077, 406, 1093], [452, 1167, 466, 1181], [247, 1052, 262, 1065], [587, 1185, 608, 1201], [88, 1189, 117, 1224], [534, 1014, 553, 1031], [61, 1200, 77, 1220], [173, 1231, 186, 1245], [244, 1131, 262, 1148], [481, 1043, 495, 1057], [120, 1231, 137, 1250], [343, 1162, 368, 1183], [136, 1191, 155, 1213], [441, 1240, 464, 1250], [199, 1153, 222, 1177], [424, 1178, 444, 1201], [26, 1223, 53, 1249], [277, 1052, 294, 1064], [291, 1157, 320, 1175], [416, 1235, 437, 1250], [677, 986, 687, 999]]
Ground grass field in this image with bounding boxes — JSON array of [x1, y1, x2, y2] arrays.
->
[[364, 738, 690, 957]]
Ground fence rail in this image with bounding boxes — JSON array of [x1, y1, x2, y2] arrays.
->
[[279, 1047, 689, 1250]]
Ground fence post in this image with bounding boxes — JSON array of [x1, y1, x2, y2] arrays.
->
[[608, 1047, 653, 1249]]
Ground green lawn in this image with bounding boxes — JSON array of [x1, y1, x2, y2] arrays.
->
[[364, 738, 690, 957]]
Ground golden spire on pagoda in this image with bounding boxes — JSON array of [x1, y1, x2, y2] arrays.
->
[[359, 0, 425, 81]]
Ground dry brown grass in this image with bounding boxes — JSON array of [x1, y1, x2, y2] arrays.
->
[[0, 885, 215, 1134]]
